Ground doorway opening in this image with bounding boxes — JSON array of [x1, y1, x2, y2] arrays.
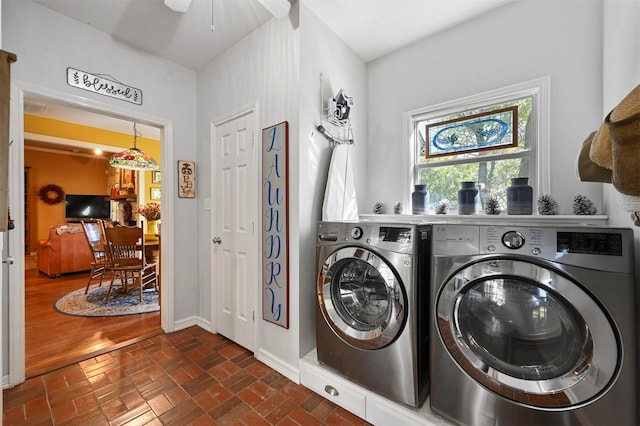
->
[[7, 82, 175, 386]]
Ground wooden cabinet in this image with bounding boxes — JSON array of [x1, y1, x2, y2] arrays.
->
[[0, 50, 17, 232], [108, 168, 137, 199]]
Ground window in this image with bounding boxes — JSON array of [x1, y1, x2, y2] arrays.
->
[[408, 78, 549, 213]]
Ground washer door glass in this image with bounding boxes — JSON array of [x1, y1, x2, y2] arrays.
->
[[437, 258, 620, 408], [318, 247, 406, 350]]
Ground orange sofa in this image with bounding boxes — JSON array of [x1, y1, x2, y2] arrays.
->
[[37, 224, 94, 277]]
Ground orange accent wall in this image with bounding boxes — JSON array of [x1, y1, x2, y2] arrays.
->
[[23, 115, 163, 251], [24, 114, 162, 205], [25, 147, 110, 252]]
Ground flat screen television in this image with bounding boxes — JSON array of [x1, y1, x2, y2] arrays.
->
[[65, 194, 111, 221]]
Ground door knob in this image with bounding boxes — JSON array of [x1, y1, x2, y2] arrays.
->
[[2, 256, 14, 265], [212, 237, 222, 244]]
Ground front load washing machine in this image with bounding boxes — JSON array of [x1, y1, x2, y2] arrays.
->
[[315, 221, 431, 407], [430, 224, 637, 425]]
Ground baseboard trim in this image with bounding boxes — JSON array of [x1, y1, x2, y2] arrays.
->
[[195, 317, 212, 332], [256, 348, 300, 384], [184, 317, 300, 383], [173, 315, 199, 331]]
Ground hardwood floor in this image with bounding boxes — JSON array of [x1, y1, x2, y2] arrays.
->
[[25, 268, 162, 378]]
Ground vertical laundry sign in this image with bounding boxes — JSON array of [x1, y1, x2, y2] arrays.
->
[[261, 121, 289, 328]]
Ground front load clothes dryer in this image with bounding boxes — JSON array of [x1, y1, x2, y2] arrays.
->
[[430, 224, 638, 425], [315, 221, 431, 408]]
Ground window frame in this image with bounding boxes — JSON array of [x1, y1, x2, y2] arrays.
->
[[401, 77, 550, 213]]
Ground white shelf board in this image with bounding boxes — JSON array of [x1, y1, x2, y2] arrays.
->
[[359, 214, 609, 226]]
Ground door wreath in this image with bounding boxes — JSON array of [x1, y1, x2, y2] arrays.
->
[[38, 184, 66, 205]]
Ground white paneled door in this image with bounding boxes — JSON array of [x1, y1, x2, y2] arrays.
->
[[213, 109, 256, 352]]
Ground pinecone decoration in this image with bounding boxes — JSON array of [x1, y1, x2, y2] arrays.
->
[[373, 202, 384, 214], [485, 196, 501, 215], [573, 194, 597, 215], [537, 194, 559, 215], [435, 200, 449, 215], [393, 202, 402, 215]]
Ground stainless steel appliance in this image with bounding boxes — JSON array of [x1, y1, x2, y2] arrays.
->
[[315, 221, 431, 407], [430, 224, 637, 425]]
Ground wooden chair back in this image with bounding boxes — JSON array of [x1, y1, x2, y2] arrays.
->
[[104, 225, 144, 268], [81, 220, 110, 264], [103, 224, 158, 303]]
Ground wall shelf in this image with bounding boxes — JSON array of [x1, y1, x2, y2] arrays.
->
[[359, 214, 609, 226], [106, 195, 137, 201]]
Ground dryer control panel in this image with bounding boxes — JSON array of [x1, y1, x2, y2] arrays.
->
[[433, 224, 634, 273], [479, 225, 634, 273], [432, 225, 547, 256], [482, 226, 545, 255]]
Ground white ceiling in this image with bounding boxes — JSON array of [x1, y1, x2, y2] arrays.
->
[[33, 0, 512, 69], [33, 0, 275, 71], [305, 0, 512, 63], [26, 0, 511, 151]]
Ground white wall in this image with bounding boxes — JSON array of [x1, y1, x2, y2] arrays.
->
[[298, 1, 367, 358], [2, 0, 199, 374], [196, 0, 367, 373], [196, 7, 301, 369], [366, 0, 604, 215]]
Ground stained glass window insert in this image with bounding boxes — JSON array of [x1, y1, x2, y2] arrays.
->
[[425, 106, 518, 158]]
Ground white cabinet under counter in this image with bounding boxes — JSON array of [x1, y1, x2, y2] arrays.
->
[[299, 349, 453, 426], [299, 356, 366, 418]]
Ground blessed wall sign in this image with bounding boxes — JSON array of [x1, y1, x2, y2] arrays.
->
[[67, 67, 143, 105]]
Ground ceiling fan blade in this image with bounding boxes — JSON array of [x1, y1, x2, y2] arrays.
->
[[164, 0, 192, 13], [256, 0, 291, 18]]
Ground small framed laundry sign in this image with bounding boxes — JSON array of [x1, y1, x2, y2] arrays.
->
[[178, 160, 196, 198], [261, 121, 289, 329]]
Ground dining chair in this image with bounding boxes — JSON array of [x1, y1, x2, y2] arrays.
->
[[81, 220, 113, 294], [103, 223, 158, 303]]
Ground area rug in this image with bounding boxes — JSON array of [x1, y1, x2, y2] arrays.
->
[[54, 285, 159, 317], [25, 255, 37, 271]]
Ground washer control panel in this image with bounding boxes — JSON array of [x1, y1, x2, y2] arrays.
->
[[350, 226, 363, 240], [501, 230, 525, 249], [317, 221, 427, 255], [482, 226, 544, 256]]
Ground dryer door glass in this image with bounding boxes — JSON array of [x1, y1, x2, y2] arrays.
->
[[332, 260, 390, 328], [457, 278, 584, 380], [318, 247, 406, 350], [436, 258, 620, 408]]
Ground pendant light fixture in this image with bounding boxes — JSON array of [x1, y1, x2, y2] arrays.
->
[[110, 123, 159, 171]]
